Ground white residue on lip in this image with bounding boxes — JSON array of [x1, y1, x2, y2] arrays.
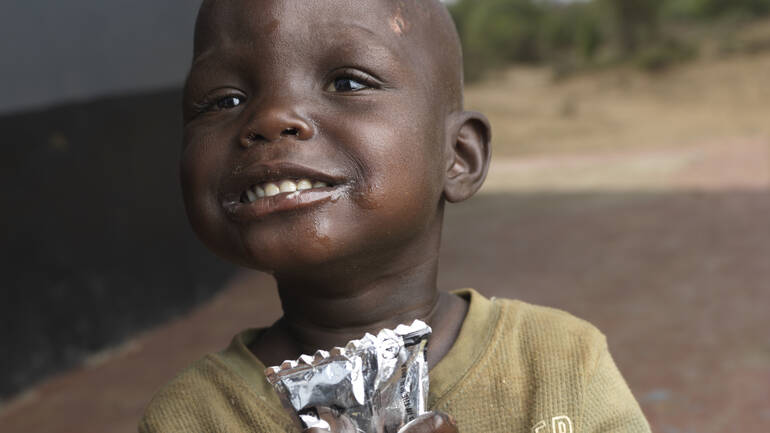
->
[[329, 185, 349, 202]]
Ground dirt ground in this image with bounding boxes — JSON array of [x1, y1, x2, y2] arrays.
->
[[1, 53, 769, 433]]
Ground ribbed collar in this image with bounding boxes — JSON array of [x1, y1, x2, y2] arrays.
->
[[218, 288, 500, 414], [428, 288, 500, 408]]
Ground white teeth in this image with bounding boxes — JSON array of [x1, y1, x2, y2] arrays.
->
[[264, 182, 280, 197], [243, 178, 333, 202], [297, 178, 313, 190], [279, 180, 298, 193]]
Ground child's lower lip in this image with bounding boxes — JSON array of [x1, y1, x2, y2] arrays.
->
[[223, 186, 345, 221]]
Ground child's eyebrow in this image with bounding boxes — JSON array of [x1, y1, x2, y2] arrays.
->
[[184, 50, 244, 98], [190, 50, 220, 70], [324, 20, 402, 52], [189, 38, 245, 71], [329, 21, 380, 37], [319, 21, 413, 70]]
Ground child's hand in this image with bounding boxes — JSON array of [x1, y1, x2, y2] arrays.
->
[[304, 411, 458, 433], [397, 412, 458, 433]]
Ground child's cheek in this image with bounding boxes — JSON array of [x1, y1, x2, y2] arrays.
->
[[180, 129, 247, 265]]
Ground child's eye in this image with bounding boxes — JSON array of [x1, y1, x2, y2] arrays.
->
[[192, 94, 246, 117], [215, 95, 245, 110], [328, 77, 368, 93], [325, 68, 382, 94]]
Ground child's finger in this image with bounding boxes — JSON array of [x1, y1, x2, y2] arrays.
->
[[398, 412, 458, 433], [302, 412, 357, 433], [303, 426, 356, 433]]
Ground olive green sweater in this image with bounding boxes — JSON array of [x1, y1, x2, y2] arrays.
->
[[140, 289, 650, 432]]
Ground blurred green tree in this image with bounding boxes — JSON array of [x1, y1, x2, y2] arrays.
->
[[448, 0, 760, 80], [540, 2, 604, 61], [598, 0, 664, 55], [692, 0, 770, 17], [658, 0, 770, 19], [453, 0, 545, 80]]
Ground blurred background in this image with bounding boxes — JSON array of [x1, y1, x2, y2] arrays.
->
[[1, 0, 768, 432]]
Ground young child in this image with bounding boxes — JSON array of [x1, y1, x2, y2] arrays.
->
[[140, 0, 651, 432]]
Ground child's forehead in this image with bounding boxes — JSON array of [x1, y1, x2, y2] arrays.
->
[[195, 0, 415, 53]]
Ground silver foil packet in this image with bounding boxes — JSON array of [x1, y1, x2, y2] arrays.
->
[[265, 320, 432, 433]]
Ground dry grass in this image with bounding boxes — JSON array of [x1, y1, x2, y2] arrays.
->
[[464, 27, 770, 193], [465, 50, 770, 159]]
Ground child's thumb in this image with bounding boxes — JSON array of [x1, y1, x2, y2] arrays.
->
[[398, 411, 458, 433]]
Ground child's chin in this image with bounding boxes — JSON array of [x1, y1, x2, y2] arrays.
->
[[239, 245, 343, 274]]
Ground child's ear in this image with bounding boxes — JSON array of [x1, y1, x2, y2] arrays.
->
[[443, 111, 492, 203]]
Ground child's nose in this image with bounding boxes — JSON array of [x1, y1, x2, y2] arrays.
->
[[239, 106, 314, 147]]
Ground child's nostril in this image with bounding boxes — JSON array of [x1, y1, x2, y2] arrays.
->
[[282, 127, 299, 136], [246, 132, 267, 142]]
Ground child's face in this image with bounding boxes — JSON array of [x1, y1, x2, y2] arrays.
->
[[181, 0, 457, 273]]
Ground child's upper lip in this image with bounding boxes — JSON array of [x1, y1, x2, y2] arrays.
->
[[219, 161, 347, 203]]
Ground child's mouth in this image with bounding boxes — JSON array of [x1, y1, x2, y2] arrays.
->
[[225, 183, 345, 221], [239, 178, 331, 204], [220, 162, 348, 221]]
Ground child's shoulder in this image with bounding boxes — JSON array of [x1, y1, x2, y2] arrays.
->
[[138, 333, 295, 433], [454, 289, 608, 359], [496, 296, 607, 347], [434, 290, 610, 403], [490, 295, 609, 373]]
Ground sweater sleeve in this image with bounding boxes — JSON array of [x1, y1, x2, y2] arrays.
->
[[137, 356, 299, 433], [579, 347, 651, 432]]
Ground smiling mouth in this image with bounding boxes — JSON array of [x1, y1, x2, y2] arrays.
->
[[221, 163, 347, 221], [240, 178, 331, 203]]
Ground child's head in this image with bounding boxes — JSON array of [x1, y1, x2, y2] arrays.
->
[[180, 0, 491, 283]]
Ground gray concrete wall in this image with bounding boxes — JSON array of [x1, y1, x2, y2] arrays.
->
[[0, 0, 200, 114]]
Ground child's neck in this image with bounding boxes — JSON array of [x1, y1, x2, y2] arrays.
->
[[252, 247, 469, 369]]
